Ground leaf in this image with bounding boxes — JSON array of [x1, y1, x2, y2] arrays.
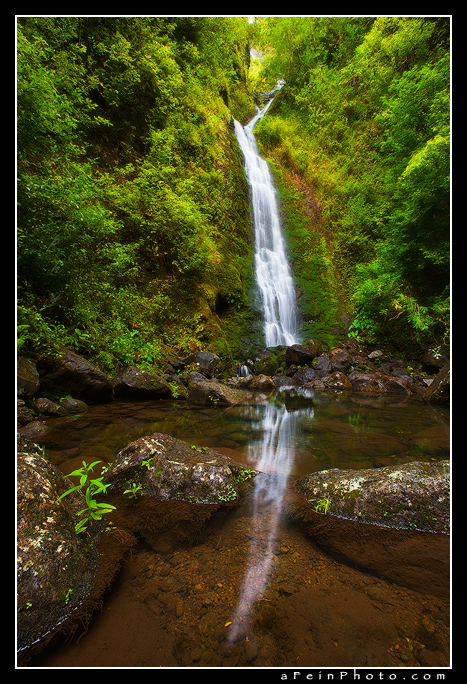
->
[[56, 484, 82, 502]]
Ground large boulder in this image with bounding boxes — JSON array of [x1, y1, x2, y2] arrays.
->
[[287, 460, 450, 597], [103, 432, 259, 550], [16, 438, 135, 664], [112, 364, 172, 399], [38, 350, 113, 404], [292, 366, 320, 385], [294, 460, 449, 533], [311, 354, 332, 377]]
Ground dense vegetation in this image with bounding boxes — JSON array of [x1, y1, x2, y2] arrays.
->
[[254, 16, 450, 355], [17, 16, 450, 376], [17, 16, 259, 375]]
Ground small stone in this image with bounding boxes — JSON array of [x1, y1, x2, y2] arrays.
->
[[175, 599, 184, 617], [190, 647, 202, 663]]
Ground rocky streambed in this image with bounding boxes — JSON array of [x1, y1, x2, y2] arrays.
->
[[17, 340, 450, 668]]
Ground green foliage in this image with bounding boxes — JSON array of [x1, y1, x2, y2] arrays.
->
[[56, 460, 116, 534], [123, 483, 143, 499], [308, 497, 331, 515], [17, 16, 450, 368], [17, 17, 255, 372], [255, 16, 450, 356]]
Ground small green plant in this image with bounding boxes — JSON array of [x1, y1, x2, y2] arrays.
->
[[168, 381, 181, 398], [308, 497, 330, 515], [234, 468, 256, 483], [141, 457, 153, 470], [124, 482, 143, 498], [218, 484, 238, 502], [57, 460, 116, 534], [191, 445, 208, 453]]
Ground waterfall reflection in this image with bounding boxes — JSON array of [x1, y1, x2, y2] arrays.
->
[[227, 398, 314, 643]]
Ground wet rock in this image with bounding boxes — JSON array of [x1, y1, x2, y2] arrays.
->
[[285, 341, 322, 366], [17, 447, 99, 658], [288, 460, 450, 597], [112, 364, 172, 400], [101, 433, 259, 552], [225, 374, 255, 389], [255, 349, 286, 376], [34, 397, 68, 416], [17, 398, 35, 425], [59, 397, 89, 414], [16, 438, 136, 663], [292, 367, 320, 385], [423, 361, 450, 404], [294, 459, 449, 533], [272, 375, 297, 389], [104, 432, 258, 506], [249, 374, 275, 392], [163, 353, 186, 374], [187, 377, 251, 407], [17, 357, 40, 397], [184, 351, 220, 379], [17, 419, 54, 443], [329, 348, 353, 373], [348, 371, 413, 395], [38, 350, 113, 404], [422, 345, 450, 371], [311, 354, 332, 377], [306, 371, 353, 391], [33, 396, 89, 417]]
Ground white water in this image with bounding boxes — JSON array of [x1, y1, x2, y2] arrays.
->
[[227, 400, 313, 643], [234, 98, 299, 347]]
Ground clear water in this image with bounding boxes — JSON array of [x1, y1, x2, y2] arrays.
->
[[33, 390, 449, 664], [43, 391, 450, 481]]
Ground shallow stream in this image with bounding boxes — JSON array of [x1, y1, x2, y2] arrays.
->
[[29, 389, 450, 668]]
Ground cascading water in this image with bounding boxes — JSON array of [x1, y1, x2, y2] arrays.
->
[[226, 91, 304, 645], [234, 93, 299, 348]]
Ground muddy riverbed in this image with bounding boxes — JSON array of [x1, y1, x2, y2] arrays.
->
[[25, 390, 450, 668]]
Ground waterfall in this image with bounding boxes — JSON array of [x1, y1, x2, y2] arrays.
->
[[234, 96, 299, 348]]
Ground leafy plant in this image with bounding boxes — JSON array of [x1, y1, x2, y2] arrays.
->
[[308, 497, 331, 515], [234, 468, 256, 483], [57, 460, 116, 534], [123, 482, 143, 498]]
